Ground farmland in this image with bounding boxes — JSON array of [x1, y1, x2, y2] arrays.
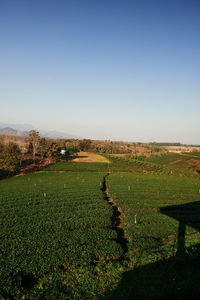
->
[[0, 153, 200, 299], [107, 173, 200, 256], [0, 170, 124, 298], [42, 161, 108, 172]]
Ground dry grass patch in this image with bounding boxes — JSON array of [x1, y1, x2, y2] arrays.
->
[[73, 152, 110, 163]]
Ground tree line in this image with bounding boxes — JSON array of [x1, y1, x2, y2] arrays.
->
[[0, 130, 165, 175], [0, 130, 79, 174]]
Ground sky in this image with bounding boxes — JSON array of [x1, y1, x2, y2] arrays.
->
[[0, 0, 200, 144]]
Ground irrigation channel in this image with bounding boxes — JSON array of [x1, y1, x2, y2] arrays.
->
[[101, 173, 128, 258]]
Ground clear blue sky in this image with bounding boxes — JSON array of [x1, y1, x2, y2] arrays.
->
[[0, 0, 199, 144]]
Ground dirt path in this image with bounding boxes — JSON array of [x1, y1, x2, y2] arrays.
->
[[169, 159, 182, 165]]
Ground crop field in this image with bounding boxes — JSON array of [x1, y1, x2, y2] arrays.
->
[[42, 161, 109, 172], [107, 172, 200, 299], [107, 173, 200, 257], [0, 171, 123, 299], [106, 154, 197, 177], [186, 151, 200, 157], [145, 152, 200, 172], [1, 156, 200, 299]]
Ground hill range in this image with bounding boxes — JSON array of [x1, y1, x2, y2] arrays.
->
[[0, 122, 79, 139]]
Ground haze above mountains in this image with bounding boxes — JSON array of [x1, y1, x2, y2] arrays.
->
[[0, 122, 79, 139]]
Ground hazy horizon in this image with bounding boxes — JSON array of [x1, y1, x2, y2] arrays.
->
[[1, 0, 199, 144]]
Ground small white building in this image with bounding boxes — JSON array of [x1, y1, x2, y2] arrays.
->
[[60, 149, 66, 155]]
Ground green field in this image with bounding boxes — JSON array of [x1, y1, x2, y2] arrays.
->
[[107, 173, 200, 256], [0, 155, 200, 299], [106, 154, 198, 177], [145, 152, 200, 172], [42, 161, 109, 172]]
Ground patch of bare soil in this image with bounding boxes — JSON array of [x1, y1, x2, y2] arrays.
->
[[16, 158, 55, 176], [73, 152, 110, 163], [187, 159, 200, 173]]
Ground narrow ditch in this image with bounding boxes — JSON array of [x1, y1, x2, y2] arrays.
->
[[101, 173, 128, 256]]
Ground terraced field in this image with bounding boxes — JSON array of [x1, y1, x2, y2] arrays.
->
[[145, 152, 200, 173], [0, 155, 200, 299], [106, 154, 197, 177]]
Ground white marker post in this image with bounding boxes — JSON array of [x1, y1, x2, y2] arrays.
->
[[128, 186, 130, 191], [134, 214, 137, 224], [44, 192, 46, 197]]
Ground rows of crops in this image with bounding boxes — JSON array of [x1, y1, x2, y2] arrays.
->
[[42, 161, 109, 172], [145, 152, 200, 172], [107, 173, 200, 260], [106, 154, 197, 177], [1, 155, 200, 299], [106, 170, 200, 299], [0, 171, 122, 298]]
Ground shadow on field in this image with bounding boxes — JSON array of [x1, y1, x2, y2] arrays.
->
[[107, 201, 200, 300], [62, 154, 88, 161], [0, 169, 10, 179]]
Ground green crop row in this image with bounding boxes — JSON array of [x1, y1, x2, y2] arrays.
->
[[107, 172, 200, 259], [145, 153, 200, 171], [42, 161, 109, 172], [106, 154, 198, 177], [0, 172, 122, 298]]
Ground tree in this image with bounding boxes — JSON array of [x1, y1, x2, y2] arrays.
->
[[39, 138, 48, 159], [46, 141, 59, 158], [78, 139, 92, 151], [28, 130, 41, 162], [0, 141, 4, 155], [2, 142, 21, 173]]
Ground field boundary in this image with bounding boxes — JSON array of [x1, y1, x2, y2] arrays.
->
[[101, 173, 128, 257]]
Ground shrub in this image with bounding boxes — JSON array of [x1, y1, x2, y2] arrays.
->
[[2, 142, 21, 173]]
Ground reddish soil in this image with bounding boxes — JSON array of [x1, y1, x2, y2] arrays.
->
[[16, 158, 55, 176]]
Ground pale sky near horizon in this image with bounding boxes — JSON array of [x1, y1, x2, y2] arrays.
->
[[0, 0, 200, 144]]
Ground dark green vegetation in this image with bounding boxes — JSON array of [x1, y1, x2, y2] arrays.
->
[[1, 142, 21, 173], [0, 171, 125, 299], [107, 173, 200, 257], [43, 161, 108, 172], [0, 152, 200, 299]]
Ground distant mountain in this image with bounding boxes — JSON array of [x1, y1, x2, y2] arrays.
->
[[39, 130, 79, 139], [0, 122, 80, 139], [0, 127, 18, 136], [0, 122, 34, 132]]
